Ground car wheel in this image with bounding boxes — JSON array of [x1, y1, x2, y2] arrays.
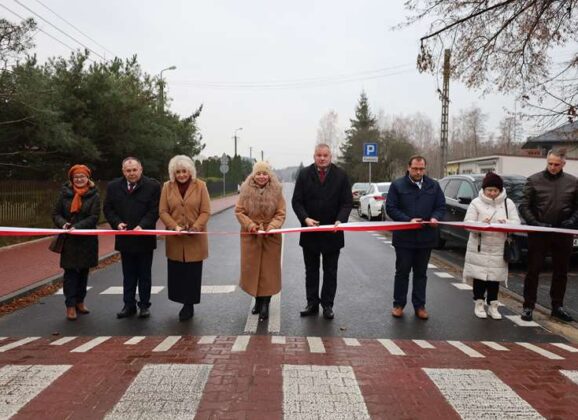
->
[[357, 206, 363, 218], [368, 206, 374, 221], [380, 204, 386, 221]]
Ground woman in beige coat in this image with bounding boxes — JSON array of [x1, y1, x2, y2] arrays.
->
[[159, 155, 211, 321], [236, 161, 286, 321]]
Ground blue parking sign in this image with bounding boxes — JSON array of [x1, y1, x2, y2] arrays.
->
[[363, 143, 378, 162]]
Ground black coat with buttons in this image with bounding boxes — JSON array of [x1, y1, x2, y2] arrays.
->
[[103, 175, 161, 253], [52, 183, 101, 269]]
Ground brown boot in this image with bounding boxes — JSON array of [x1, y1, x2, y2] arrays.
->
[[66, 307, 77, 321], [76, 303, 90, 314]]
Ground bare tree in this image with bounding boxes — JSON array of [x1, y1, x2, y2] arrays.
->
[[463, 105, 487, 156], [498, 116, 516, 153], [402, 0, 578, 124], [316, 110, 342, 159], [0, 18, 36, 69]]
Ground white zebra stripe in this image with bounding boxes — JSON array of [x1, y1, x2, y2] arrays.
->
[[551, 343, 578, 353], [378, 339, 405, 356], [516, 342, 564, 360], [272, 336, 286, 345], [152, 336, 181, 352], [232, 335, 251, 352], [413, 339, 435, 349], [307, 337, 326, 353], [124, 336, 146, 345], [343, 338, 361, 346], [198, 336, 217, 345], [50, 336, 77, 346], [0, 337, 40, 353], [481, 341, 509, 351], [447, 341, 485, 358], [71, 336, 111, 353]]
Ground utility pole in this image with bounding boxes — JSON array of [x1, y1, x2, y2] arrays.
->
[[261, 150, 264, 161], [439, 49, 451, 178], [233, 127, 242, 157], [249, 147, 253, 160]]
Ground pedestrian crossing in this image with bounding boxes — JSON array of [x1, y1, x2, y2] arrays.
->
[[55, 284, 237, 295], [1, 336, 578, 419]]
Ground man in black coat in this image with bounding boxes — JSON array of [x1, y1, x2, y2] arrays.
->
[[386, 155, 445, 320], [292, 143, 352, 320], [104, 157, 161, 319]]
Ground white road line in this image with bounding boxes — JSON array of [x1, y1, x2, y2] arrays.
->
[[272, 336, 286, 345], [378, 339, 405, 356], [200, 285, 236, 293], [105, 364, 212, 419], [232, 335, 251, 352], [198, 336, 217, 344], [0, 365, 72, 418], [0, 337, 40, 352], [423, 368, 544, 419], [413, 339, 435, 349], [50, 336, 77, 346], [452, 283, 473, 290], [152, 336, 181, 352], [243, 300, 259, 333], [268, 292, 281, 333], [343, 338, 361, 346], [371, 233, 381, 237], [55, 286, 93, 295], [481, 341, 509, 351], [435, 272, 454, 278], [307, 337, 326, 353], [447, 341, 485, 358], [100, 286, 164, 294], [427, 263, 438, 269], [0, 337, 6, 341], [560, 370, 578, 385], [516, 342, 564, 360], [551, 343, 578, 353], [282, 364, 370, 419], [505, 315, 541, 327], [382, 240, 392, 244], [71, 336, 111, 353], [124, 336, 146, 345]]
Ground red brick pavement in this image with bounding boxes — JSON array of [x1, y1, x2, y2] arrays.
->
[[0, 195, 238, 302], [1, 336, 578, 419]]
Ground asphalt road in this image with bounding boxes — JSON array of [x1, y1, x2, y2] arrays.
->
[[0, 184, 566, 342]]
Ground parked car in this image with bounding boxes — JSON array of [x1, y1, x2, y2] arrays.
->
[[359, 182, 391, 220], [351, 182, 370, 208], [437, 174, 578, 259]]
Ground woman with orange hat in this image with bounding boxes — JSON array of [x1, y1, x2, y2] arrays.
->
[[52, 164, 101, 320]]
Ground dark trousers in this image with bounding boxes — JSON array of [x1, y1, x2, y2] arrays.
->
[[523, 232, 573, 309], [473, 279, 499, 303], [121, 251, 154, 309], [303, 248, 340, 308], [63, 268, 89, 307], [393, 247, 432, 309]]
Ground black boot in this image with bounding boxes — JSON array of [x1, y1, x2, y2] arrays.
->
[[252, 297, 263, 315], [259, 296, 271, 321], [179, 304, 194, 321]]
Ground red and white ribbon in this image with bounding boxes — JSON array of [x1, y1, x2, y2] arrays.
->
[[1, 221, 577, 237]]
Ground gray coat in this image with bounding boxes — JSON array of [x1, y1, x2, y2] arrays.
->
[[52, 183, 100, 269]]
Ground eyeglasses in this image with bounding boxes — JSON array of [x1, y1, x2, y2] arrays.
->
[[73, 175, 88, 180]]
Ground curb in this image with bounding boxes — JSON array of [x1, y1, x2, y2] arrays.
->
[[0, 200, 237, 306]]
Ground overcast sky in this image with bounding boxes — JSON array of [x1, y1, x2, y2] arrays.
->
[[4, 0, 541, 168]]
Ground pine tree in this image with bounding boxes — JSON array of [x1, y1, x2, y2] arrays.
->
[[339, 91, 380, 182]]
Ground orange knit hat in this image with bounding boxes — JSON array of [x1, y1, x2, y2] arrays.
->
[[68, 164, 91, 180]]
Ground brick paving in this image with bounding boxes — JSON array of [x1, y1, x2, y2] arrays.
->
[[1, 336, 578, 419]]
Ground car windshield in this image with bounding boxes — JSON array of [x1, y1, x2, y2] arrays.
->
[[474, 179, 526, 203], [352, 183, 369, 191], [377, 184, 390, 193]]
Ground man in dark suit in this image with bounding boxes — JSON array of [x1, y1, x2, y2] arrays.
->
[[292, 143, 352, 320], [104, 157, 161, 319], [386, 155, 445, 320]]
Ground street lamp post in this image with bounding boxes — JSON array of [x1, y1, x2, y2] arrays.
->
[[158, 65, 177, 112], [233, 127, 243, 157]]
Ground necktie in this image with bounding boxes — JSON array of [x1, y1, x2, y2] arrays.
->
[[128, 182, 135, 193], [319, 169, 326, 183]]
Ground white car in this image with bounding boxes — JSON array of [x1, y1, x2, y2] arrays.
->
[[359, 182, 391, 220]]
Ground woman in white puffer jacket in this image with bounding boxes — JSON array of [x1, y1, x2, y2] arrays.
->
[[463, 172, 520, 319]]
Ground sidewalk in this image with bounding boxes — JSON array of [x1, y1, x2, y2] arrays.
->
[[0, 194, 238, 304]]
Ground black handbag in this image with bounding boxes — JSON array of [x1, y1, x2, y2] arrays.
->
[[48, 234, 66, 253], [503, 200, 521, 263]]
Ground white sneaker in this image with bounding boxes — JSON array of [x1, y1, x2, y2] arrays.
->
[[488, 301, 502, 320], [474, 299, 487, 318]]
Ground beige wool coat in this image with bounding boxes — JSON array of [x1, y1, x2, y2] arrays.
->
[[159, 179, 211, 262], [235, 176, 286, 297]]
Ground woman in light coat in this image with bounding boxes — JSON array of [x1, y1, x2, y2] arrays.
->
[[159, 155, 211, 321], [463, 172, 520, 319], [235, 161, 286, 321]]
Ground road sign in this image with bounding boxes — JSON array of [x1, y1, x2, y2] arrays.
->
[[363, 143, 378, 163], [221, 153, 229, 165], [219, 164, 229, 174]]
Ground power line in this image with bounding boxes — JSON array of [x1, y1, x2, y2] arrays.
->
[[13, 0, 108, 61], [0, 2, 86, 58], [31, 0, 118, 59]]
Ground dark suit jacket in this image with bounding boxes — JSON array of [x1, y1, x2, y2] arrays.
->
[[103, 175, 161, 253], [292, 163, 352, 253], [386, 174, 445, 249]]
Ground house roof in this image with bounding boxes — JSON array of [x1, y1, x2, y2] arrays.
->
[[523, 121, 578, 149]]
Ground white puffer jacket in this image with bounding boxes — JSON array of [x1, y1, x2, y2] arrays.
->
[[462, 189, 521, 283]]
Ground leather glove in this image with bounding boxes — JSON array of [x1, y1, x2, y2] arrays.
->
[[561, 219, 575, 229]]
